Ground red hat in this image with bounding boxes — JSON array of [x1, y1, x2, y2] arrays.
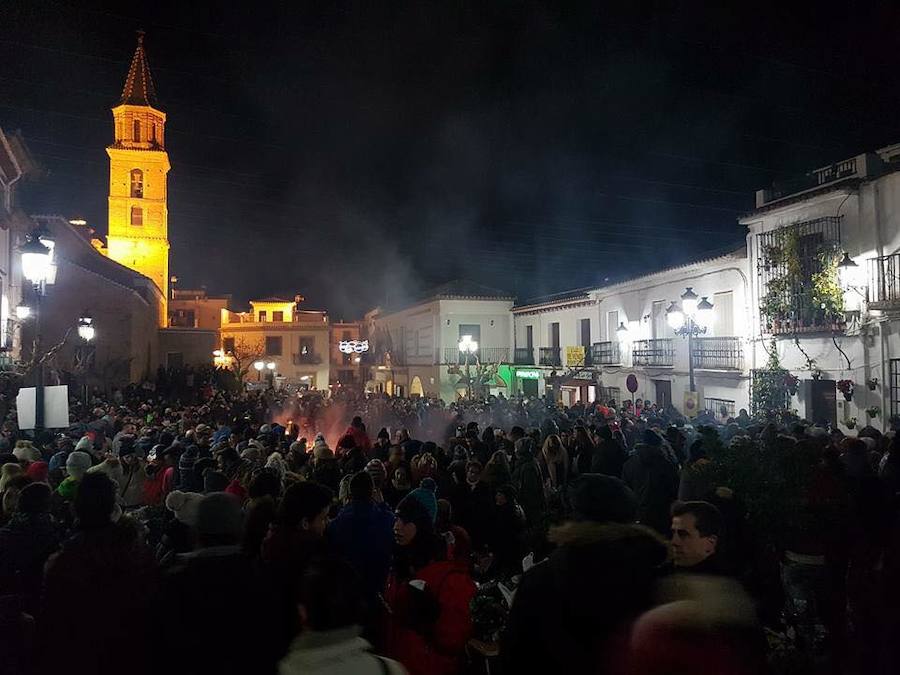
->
[[26, 461, 49, 483]]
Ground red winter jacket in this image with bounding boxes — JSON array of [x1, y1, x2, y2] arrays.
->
[[383, 559, 476, 675], [343, 425, 372, 456]]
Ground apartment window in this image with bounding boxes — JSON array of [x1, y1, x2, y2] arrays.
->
[[459, 324, 481, 343], [272, 311, 284, 322], [607, 311, 619, 341], [130, 206, 143, 225], [222, 337, 235, 353], [133, 119, 141, 142], [549, 322, 560, 348], [259, 310, 268, 322], [130, 169, 143, 198], [299, 336, 314, 357], [579, 318, 591, 347], [651, 301, 669, 339], [525, 325, 534, 349], [712, 291, 734, 336], [265, 336, 282, 356]]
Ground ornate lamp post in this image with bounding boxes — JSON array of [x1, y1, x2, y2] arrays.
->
[[253, 360, 265, 382], [458, 334, 479, 400], [666, 287, 714, 393], [20, 229, 54, 430]]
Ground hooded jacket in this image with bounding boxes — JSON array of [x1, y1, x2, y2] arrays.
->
[[502, 521, 667, 674], [510, 438, 545, 525], [622, 443, 679, 534]]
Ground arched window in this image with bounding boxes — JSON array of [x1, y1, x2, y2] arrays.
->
[[130, 169, 143, 198], [133, 119, 141, 142], [149, 123, 156, 144], [131, 206, 143, 226]]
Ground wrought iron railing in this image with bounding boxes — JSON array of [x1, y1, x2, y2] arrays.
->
[[632, 338, 675, 367], [868, 253, 900, 308], [757, 217, 843, 334], [590, 341, 621, 365], [292, 353, 321, 365], [513, 347, 534, 365], [598, 386, 621, 406], [691, 336, 743, 370], [704, 397, 736, 418], [439, 347, 509, 365], [762, 158, 858, 204], [539, 347, 562, 367]]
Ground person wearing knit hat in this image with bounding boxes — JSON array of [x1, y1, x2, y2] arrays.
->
[[165, 490, 204, 528], [195, 492, 244, 544], [0, 463, 22, 493], [57, 451, 92, 500], [365, 458, 387, 489], [13, 440, 41, 463], [48, 450, 68, 474], [502, 474, 667, 675], [25, 461, 49, 484], [385, 492, 477, 675], [405, 481, 438, 525]]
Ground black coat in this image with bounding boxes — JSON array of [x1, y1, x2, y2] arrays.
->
[[502, 521, 667, 674], [592, 438, 628, 478], [621, 443, 679, 534], [510, 455, 546, 525], [0, 513, 59, 615]]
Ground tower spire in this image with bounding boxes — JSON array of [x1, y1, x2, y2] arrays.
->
[[120, 30, 158, 107]]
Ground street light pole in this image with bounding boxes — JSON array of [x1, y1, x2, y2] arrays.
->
[[667, 288, 713, 397], [34, 291, 44, 430]]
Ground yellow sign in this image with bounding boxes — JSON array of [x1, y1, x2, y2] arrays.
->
[[565, 346, 586, 367], [683, 391, 700, 418]]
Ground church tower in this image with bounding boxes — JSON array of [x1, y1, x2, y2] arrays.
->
[[106, 32, 170, 322]]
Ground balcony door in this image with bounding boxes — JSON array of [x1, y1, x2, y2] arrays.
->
[[712, 291, 734, 336], [651, 301, 669, 339], [607, 311, 619, 342]]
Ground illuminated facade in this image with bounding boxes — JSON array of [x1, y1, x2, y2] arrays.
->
[[105, 33, 170, 324]]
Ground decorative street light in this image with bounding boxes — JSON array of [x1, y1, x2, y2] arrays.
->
[[15, 305, 31, 320], [253, 360, 265, 381], [77, 316, 95, 342], [666, 287, 714, 393], [458, 334, 479, 400], [20, 228, 55, 431]]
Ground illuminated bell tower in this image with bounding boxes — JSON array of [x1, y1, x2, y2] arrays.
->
[[106, 31, 170, 322]]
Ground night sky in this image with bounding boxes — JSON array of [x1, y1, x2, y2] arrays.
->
[[3, 1, 900, 318]]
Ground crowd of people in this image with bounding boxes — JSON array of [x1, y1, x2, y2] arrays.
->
[[0, 381, 899, 674]]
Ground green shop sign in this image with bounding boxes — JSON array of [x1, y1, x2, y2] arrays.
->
[[516, 369, 541, 380]]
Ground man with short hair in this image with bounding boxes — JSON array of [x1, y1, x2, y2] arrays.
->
[[670, 500, 724, 573]]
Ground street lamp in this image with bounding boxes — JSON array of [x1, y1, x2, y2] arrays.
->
[[77, 316, 95, 342], [20, 229, 55, 431], [458, 334, 479, 400], [253, 360, 265, 381], [666, 288, 713, 393]]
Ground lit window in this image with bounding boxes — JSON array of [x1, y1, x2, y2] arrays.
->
[[130, 169, 143, 198], [272, 311, 284, 322], [259, 311, 267, 322], [131, 206, 143, 225], [133, 119, 141, 142]]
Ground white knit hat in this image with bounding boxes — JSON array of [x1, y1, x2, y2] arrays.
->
[[165, 490, 204, 527]]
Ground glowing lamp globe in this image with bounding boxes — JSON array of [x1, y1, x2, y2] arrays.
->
[[15, 305, 31, 320], [21, 236, 52, 285], [680, 287, 699, 317], [696, 297, 714, 329], [253, 361, 265, 371], [77, 316, 95, 342]]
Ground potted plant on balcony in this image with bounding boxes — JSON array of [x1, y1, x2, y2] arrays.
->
[[866, 406, 881, 419], [867, 378, 879, 391], [845, 417, 857, 430], [836, 379, 854, 401]]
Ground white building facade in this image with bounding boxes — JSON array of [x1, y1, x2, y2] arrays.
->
[[743, 144, 900, 429], [512, 250, 751, 418], [365, 282, 515, 401]]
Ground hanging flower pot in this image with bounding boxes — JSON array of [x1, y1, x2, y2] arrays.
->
[[867, 378, 879, 391], [866, 406, 881, 419], [837, 379, 854, 401], [845, 417, 857, 430]]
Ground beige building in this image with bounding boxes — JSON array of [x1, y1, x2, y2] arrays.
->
[[221, 296, 330, 389], [330, 321, 365, 390]]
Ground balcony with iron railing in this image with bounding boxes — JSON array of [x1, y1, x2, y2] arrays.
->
[[513, 347, 534, 365], [691, 336, 743, 370], [539, 347, 562, 367], [292, 352, 322, 365], [756, 155, 867, 207], [632, 338, 675, 367], [589, 341, 621, 365], [867, 253, 900, 309], [438, 347, 509, 365]]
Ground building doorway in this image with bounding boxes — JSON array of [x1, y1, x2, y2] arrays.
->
[[521, 378, 539, 397], [410, 376, 424, 397], [653, 379, 672, 409]]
